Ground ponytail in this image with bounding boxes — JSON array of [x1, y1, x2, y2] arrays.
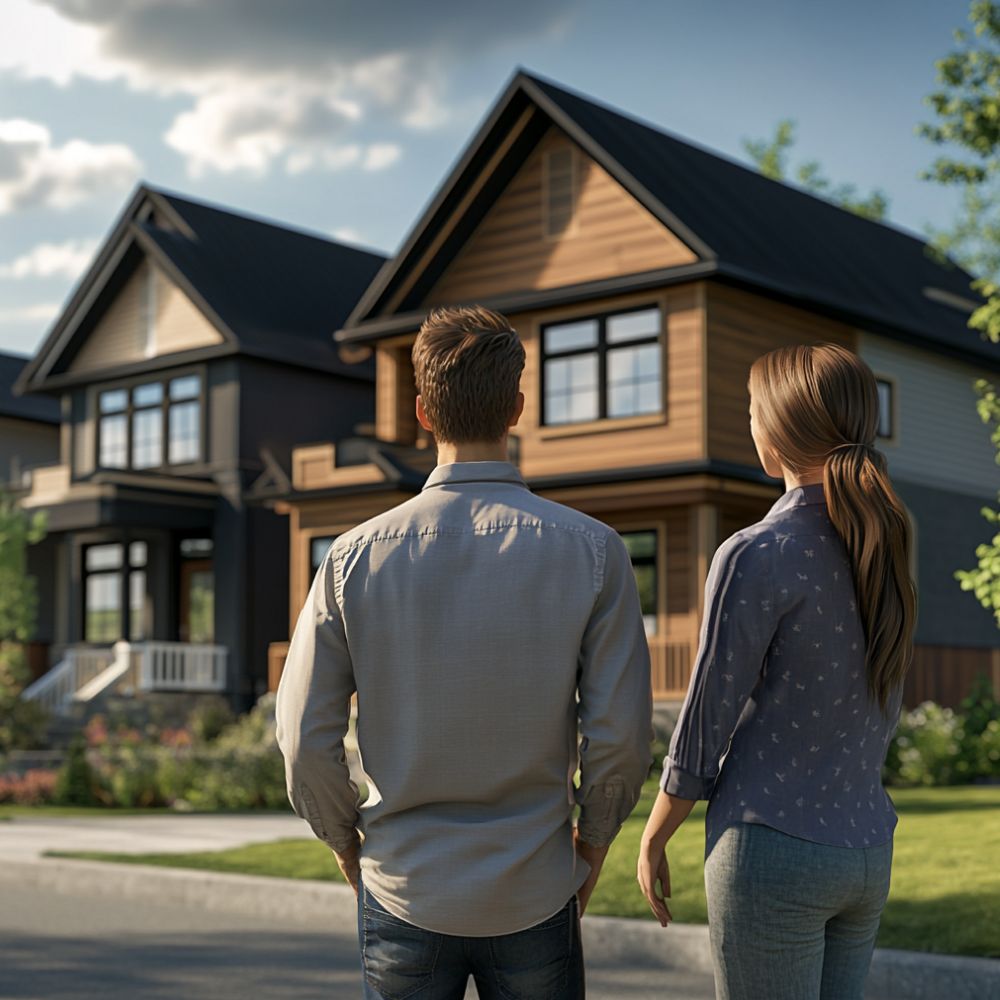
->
[[823, 442, 917, 712]]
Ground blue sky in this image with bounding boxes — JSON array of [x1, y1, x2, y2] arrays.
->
[[0, 0, 976, 356]]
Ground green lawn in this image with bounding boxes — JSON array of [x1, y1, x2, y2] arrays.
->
[[48, 783, 1000, 958]]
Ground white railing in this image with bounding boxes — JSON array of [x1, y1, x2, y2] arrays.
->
[[21, 646, 117, 712], [138, 642, 228, 692], [21, 641, 228, 710]]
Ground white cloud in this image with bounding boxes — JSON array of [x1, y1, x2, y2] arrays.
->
[[0, 302, 60, 323], [0, 118, 140, 214], [363, 142, 401, 172], [0, 0, 576, 177], [0, 237, 99, 279]]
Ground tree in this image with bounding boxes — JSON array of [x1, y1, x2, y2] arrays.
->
[[920, 0, 1000, 627], [0, 490, 48, 752], [743, 119, 890, 221]]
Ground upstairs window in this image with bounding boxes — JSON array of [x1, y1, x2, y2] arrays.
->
[[544, 146, 577, 238], [541, 306, 662, 426], [97, 372, 203, 471], [876, 377, 893, 439]]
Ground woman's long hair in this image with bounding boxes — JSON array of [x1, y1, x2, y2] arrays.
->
[[748, 343, 916, 712]]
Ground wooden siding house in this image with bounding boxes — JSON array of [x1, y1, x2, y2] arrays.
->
[[266, 72, 1000, 705], [14, 185, 385, 710]]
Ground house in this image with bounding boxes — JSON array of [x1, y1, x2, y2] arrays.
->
[[263, 71, 1000, 708], [1, 351, 61, 680], [14, 184, 385, 711]]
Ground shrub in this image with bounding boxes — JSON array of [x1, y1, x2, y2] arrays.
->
[[187, 696, 235, 743], [54, 737, 100, 805], [0, 768, 57, 805]]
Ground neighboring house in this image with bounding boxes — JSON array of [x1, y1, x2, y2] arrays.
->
[[15, 184, 385, 711], [1, 351, 61, 678], [263, 71, 1000, 707]]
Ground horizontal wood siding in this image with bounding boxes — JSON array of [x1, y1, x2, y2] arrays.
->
[[858, 331, 998, 497], [514, 285, 705, 479], [427, 125, 696, 304], [705, 284, 858, 467], [68, 261, 223, 374], [153, 269, 224, 355]]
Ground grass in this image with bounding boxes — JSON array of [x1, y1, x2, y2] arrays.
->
[[48, 783, 1000, 958]]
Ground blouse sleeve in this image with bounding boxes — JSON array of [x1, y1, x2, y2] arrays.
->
[[660, 530, 785, 800]]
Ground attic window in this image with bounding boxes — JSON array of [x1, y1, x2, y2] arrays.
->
[[544, 146, 577, 238]]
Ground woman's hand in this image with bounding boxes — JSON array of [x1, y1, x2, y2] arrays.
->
[[637, 838, 672, 926]]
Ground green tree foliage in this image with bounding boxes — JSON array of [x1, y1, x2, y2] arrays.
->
[[743, 119, 889, 221], [0, 490, 48, 752], [920, 1, 1000, 627]]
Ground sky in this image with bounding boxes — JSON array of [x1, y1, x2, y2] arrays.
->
[[0, 0, 979, 357]]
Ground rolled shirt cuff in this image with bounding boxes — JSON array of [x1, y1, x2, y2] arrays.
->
[[576, 775, 636, 848], [659, 758, 716, 800]]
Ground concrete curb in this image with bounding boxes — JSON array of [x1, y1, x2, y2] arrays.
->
[[3, 857, 998, 999]]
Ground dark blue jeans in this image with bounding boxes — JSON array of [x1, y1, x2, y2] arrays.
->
[[357, 879, 585, 999]]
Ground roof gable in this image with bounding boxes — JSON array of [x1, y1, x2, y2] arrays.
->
[[425, 123, 696, 306], [16, 185, 389, 395], [339, 70, 998, 369]]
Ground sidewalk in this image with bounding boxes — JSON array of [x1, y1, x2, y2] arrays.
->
[[2, 813, 997, 1000]]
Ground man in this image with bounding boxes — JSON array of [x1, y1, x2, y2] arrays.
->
[[276, 305, 652, 999]]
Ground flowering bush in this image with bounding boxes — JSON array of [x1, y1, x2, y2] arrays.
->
[[0, 768, 58, 805], [54, 694, 288, 811]]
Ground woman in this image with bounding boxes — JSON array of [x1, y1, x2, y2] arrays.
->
[[637, 343, 916, 1000]]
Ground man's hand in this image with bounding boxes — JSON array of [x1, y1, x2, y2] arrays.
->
[[333, 839, 361, 895], [573, 828, 610, 916], [636, 838, 672, 927]]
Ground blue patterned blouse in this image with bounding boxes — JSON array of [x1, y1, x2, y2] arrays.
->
[[661, 481, 903, 857]]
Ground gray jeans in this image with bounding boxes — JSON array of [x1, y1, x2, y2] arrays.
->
[[704, 822, 893, 1000]]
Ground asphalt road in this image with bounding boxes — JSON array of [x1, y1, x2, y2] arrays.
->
[[0, 884, 717, 1000]]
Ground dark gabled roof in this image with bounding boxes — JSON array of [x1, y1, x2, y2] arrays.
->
[[16, 185, 388, 395], [340, 71, 999, 369], [0, 351, 60, 423]]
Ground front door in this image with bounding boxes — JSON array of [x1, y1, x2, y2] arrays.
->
[[179, 558, 214, 643]]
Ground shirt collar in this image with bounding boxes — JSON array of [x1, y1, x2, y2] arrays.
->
[[422, 461, 528, 491], [766, 481, 827, 518]]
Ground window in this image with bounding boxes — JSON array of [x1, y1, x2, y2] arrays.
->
[[621, 530, 658, 637], [97, 372, 203, 471], [541, 307, 662, 426], [876, 378, 893, 439], [83, 540, 148, 642], [544, 147, 577, 238], [310, 535, 337, 581]]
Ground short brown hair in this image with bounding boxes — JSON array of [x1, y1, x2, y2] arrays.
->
[[412, 306, 525, 444]]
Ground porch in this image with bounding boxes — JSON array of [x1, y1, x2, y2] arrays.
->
[[21, 641, 229, 714]]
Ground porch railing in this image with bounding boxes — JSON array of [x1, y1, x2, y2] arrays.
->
[[137, 641, 227, 692], [21, 641, 228, 711], [20, 645, 118, 713]]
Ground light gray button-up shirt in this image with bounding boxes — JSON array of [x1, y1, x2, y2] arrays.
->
[[276, 461, 652, 936], [662, 482, 903, 858]]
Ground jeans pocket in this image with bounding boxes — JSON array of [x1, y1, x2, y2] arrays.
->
[[487, 900, 573, 1000], [361, 893, 440, 1000]]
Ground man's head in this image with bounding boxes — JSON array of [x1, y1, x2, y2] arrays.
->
[[412, 306, 525, 445]]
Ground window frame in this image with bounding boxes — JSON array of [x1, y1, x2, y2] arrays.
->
[[539, 304, 663, 428], [81, 537, 149, 644], [874, 374, 897, 444], [94, 366, 208, 473], [613, 521, 665, 638]]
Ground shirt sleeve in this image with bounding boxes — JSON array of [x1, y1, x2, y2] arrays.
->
[[275, 548, 360, 853], [575, 530, 654, 847], [661, 530, 783, 800]]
